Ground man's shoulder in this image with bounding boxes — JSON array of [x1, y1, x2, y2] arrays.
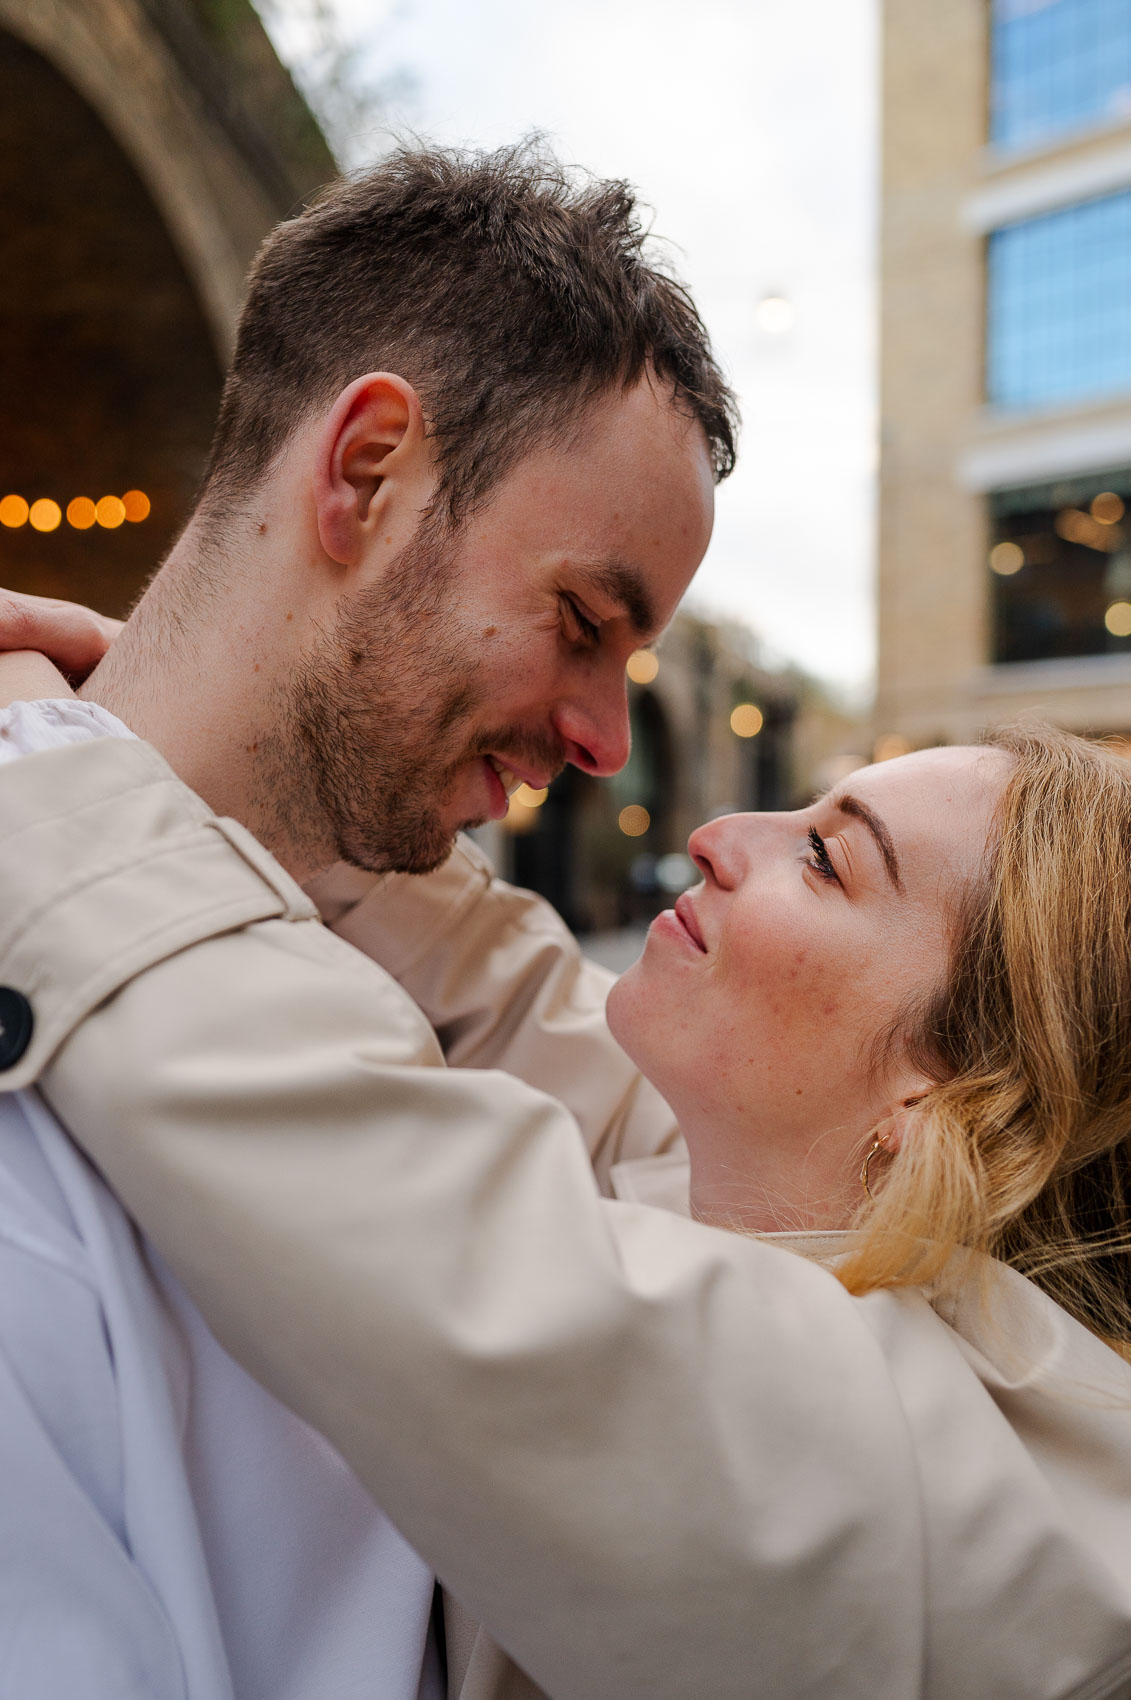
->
[[0, 736, 444, 1090]]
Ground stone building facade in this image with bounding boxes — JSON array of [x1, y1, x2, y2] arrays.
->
[[0, 0, 334, 616], [878, 0, 1131, 746]]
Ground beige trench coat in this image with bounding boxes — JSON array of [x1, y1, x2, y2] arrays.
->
[[1, 737, 1131, 1700], [308, 792, 687, 1700]]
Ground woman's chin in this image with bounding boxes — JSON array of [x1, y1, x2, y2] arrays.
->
[[605, 959, 647, 1059], [607, 949, 688, 1104]]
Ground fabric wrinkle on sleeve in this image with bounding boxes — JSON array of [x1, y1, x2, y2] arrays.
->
[[316, 836, 681, 1183]]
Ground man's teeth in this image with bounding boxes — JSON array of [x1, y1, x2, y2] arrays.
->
[[488, 756, 523, 797]]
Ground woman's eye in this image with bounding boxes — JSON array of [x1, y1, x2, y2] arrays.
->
[[561, 595, 600, 646], [807, 826, 838, 884]]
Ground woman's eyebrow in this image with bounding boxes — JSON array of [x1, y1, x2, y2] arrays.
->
[[831, 793, 905, 893]]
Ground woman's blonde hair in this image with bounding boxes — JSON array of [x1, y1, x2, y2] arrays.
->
[[839, 725, 1131, 1359]]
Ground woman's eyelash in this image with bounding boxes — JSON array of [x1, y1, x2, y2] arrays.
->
[[807, 826, 838, 883], [562, 595, 600, 644]]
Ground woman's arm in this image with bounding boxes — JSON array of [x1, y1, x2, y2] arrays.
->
[[0, 590, 112, 710], [0, 651, 74, 701], [0, 590, 119, 682], [307, 846, 682, 1187]]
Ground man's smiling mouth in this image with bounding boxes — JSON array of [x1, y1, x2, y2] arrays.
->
[[486, 755, 524, 797]]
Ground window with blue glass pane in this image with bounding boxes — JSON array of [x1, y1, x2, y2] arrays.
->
[[991, 0, 1131, 151], [987, 189, 1131, 409]]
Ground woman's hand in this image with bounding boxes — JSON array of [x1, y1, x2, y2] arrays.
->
[[0, 590, 121, 682]]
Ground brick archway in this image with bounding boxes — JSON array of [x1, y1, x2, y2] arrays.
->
[[0, 27, 225, 612], [0, 0, 333, 614]]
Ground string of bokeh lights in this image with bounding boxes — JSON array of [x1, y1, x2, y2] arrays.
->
[[0, 491, 151, 533]]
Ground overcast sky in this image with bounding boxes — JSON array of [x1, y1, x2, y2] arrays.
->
[[264, 0, 878, 696]]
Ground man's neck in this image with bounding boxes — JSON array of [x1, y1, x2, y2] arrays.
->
[[79, 525, 334, 883]]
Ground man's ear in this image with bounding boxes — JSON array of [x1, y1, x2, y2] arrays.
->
[[313, 373, 429, 567]]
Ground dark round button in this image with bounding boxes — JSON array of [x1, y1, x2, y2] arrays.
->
[[0, 988, 33, 1070]]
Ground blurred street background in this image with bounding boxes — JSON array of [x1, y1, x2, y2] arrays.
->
[[4, 0, 1131, 952]]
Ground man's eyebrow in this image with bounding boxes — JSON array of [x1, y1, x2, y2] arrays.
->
[[572, 561, 657, 639], [832, 792, 905, 893]]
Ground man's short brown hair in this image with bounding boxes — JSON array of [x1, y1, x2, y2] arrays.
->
[[201, 142, 738, 525]]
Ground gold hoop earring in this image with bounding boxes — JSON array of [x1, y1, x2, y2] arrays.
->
[[860, 1133, 889, 1200]]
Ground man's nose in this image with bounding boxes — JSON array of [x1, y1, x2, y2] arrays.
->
[[552, 670, 632, 777]]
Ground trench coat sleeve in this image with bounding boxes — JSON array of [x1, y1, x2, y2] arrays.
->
[[305, 845, 681, 1189]]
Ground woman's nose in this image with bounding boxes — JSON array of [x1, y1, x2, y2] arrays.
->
[[688, 813, 754, 891]]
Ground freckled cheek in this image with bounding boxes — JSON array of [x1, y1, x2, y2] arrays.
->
[[718, 921, 825, 1019]]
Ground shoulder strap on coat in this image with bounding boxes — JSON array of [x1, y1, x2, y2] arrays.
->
[[0, 738, 316, 1090]]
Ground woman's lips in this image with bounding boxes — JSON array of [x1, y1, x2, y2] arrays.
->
[[674, 892, 707, 952]]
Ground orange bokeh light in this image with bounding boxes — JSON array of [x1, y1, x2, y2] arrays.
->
[[730, 703, 764, 739], [122, 489, 151, 523], [96, 495, 126, 529], [29, 499, 62, 533], [626, 650, 659, 685], [67, 496, 97, 530], [618, 804, 651, 838], [1092, 491, 1125, 525], [0, 495, 29, 529]]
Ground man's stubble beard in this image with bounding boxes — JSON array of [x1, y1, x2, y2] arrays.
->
[[275, 520, 565, 876]]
